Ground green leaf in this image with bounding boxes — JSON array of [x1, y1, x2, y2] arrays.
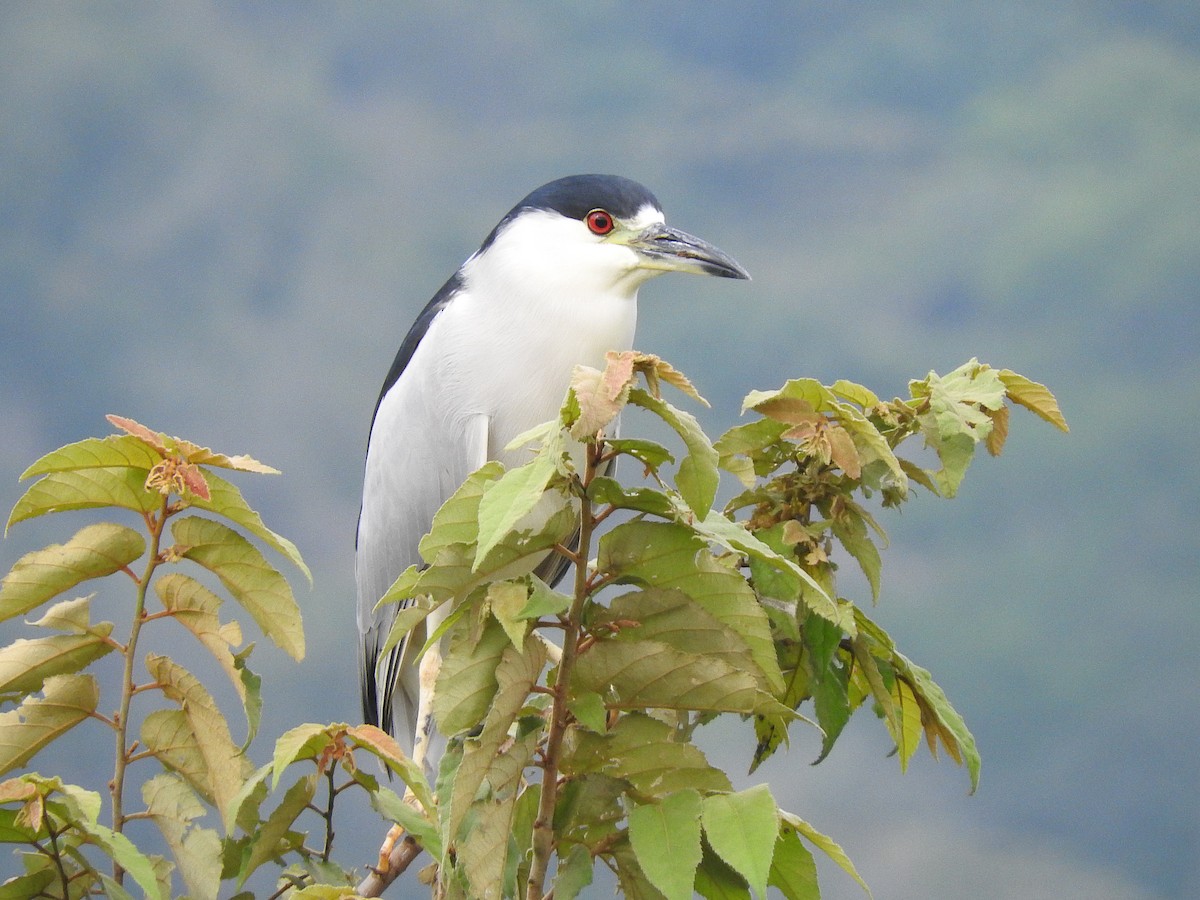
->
[[142, 773, 222, 900], [474, 444, 562, 570], [769, 824, 820, 900], [269, 723, 330, 786], [0, 523, 145, 623], [67, 811, 167, 900], [629, 388, 719, 515], [487, 579, 530, 648], [998, 369, 1069, 431], [155, 574, 248, 704], [172, 515, 305, 661], [829, 502, 883, 602], [0, 871, 56, 898], [20, 434, 163, 477], [690, 513, 848, 632], [418, 461, 504, 563], [446, 635, 546, 844], [0, 631, 114, 703], [346, 724, 436, 814], [28, 595, 102, 635], [779, 810, 871, 897], [6, 467, 160, 529], [587, 477, 676, 518], [455, 729, 538, 899], [629, 790, 703, 900], [892, 652, 981, 792], [0, 674, 98, 775], [606, 438, 675, 471], [572, 638, 765, 715], [612, 836, 670, 900], [145, 655, 250, 829], [367, 784, 441, 859], [190, 470, 311, 583], [695, 845, 752, 900], [564, 713, 732, 799], [515, 574, 571, 620], [237, 774, 315, 886], [554, 843, 595, 900], [568, 691, 608, 734], [888, 676, 923, 772], [829, 379, 880, 408], [701, 785, 780, 899], [596, 589, 769, 692], [433, 617, 510, 738]]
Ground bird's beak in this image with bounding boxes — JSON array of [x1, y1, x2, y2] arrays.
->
[[622, 222, 751, 280]]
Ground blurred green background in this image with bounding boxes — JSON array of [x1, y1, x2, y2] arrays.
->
[[2, 3, 1197, 897]]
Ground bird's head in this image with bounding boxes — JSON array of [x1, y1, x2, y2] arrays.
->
[[464, 174, 750, 301]]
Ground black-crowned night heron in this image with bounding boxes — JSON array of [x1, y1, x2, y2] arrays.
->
[[356, 174, 749, 773]]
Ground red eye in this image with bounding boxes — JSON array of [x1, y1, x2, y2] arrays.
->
[[586, 209, 615, 235]]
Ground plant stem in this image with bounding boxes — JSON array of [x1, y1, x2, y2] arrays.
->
[[109, 496, 169, 886], [526, 442, 600, 900]]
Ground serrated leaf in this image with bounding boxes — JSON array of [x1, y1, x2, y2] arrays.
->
[[0, 871, 55, 898], [65, 807, 166, 900], [695, 846, 752, 899], [345, 724, 434, 816], [20, 434, 163, 478], [190, 470, 311, 583], [606, 438, 675, 470], [417, 462, 504, 563], [779, 811, 871, 897], [587, 477, 675, 518], [6, 467, 161, 529], [569, 360, 632, 439], [597, 589, 767, 691], [829, 379, 880, 408], [629, 388, 719, 515], [568, 691, 608, 734], [564, 713, 732, 798], [629, 790, 703, 900], [367, 784, 441, 859], [612, 835, 670, 900], [554, 843, 595, 900], [145, 654, 250, 829], [692, 514, 847, 632], [29, 595, 100, 635], [446, 636, 546, 843], [514, 574, 571, 621], [829, 503, 883, 603], [892, 652, 980, 792], [455, 729, 537, 899], [172, 516, 304, 660], [155, 573, 246, 701], [998, 370, 1069, 432], [433, 617, 510, 737], [572, 639, 767, 715], [106, 415, 280, 474], [237, 774, 316, 886], [142, 773, 222, 900], [142, 709, 210, 805], [702, 786, 779, 898], [0, 674, 98, 775], [474, 446, 562, 570], [487, 580, 530, 649], [888, 676, 923, 772], [0, 631, 114, 702], [269, 724, 330, 786], [768, 824, 819, 900], [0, 523, 145, 622]]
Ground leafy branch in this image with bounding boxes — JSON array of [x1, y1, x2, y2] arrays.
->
[[0, 353, 1066, 898]]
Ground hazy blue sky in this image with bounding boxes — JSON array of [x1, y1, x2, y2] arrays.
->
[[2, 4, 1197, 897]]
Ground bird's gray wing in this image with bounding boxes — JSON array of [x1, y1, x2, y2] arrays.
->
[[356, 350, 489, 754]]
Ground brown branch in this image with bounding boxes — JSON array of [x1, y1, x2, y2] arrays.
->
[[355, 836, 424, 897]]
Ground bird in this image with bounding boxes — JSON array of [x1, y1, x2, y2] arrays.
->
[[356, 174, 749, 774]]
